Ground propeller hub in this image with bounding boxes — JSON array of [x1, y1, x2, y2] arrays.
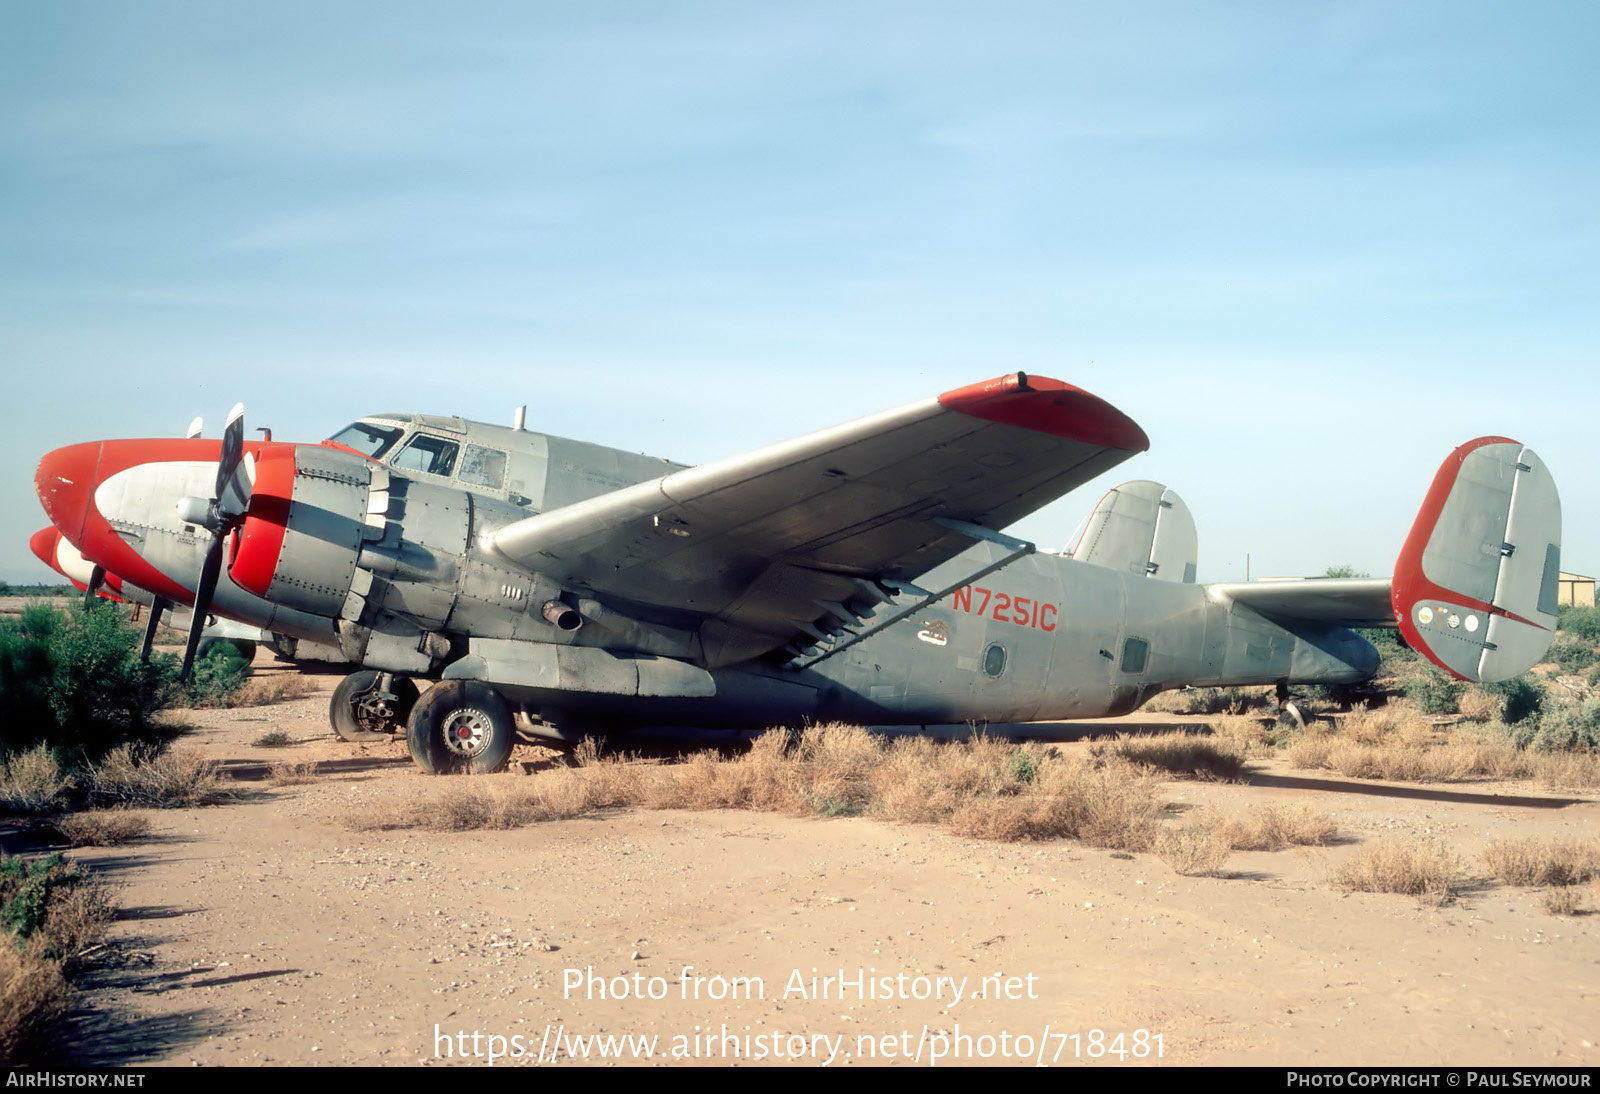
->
[[176, 495, 218, 529]]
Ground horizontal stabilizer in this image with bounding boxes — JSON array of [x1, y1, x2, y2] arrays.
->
[[1211, 577, 1395, 629], [1069, 481, 1197, 582], [1392, 438, 1561, 682]]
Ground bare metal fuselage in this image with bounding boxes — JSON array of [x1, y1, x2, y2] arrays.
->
[[82, 415, 1375, 731]]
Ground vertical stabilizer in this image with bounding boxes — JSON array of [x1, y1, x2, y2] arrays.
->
[[1392, 438, 1561, 682], [1069, 480, 1198, 583]]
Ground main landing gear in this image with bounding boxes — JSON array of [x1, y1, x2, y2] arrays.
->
[[405, 681, 516, 775], [327, 671, 516, 775], [330, 670, 420, 742]]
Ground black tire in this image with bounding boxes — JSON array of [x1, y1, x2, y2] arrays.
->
[[406, 681, 515, 775], [330, 670, 420, 743]]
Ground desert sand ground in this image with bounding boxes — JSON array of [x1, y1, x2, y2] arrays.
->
[[24, 654, 1600, 1068]]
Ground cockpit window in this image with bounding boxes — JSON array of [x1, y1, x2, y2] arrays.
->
[[393, 434, 459, 477], [458, 444, 507, 489], [328, 422, 403, 459]]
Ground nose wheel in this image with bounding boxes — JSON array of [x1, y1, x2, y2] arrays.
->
[[330, 670, 420, 742], [406, 681, 515, 774]]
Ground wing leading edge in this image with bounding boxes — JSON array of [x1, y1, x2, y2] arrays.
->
[[491, 373, 1149, 667]]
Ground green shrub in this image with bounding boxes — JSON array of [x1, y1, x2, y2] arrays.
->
[[1356, 627, 1418, 669], [1548, 640, 1596, 675], [180, 643, 252, 707], [0, 604, 174, 758], [1405, 670, 1461, 715], [0, 854, 79, 944], [1484, 676, 1547, 726], [1524, 699, 1600, 754], [1558, 605, 1600, 642]]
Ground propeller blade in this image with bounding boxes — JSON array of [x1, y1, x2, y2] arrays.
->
[[179, 535, 226, 683], [186, 416, 203, 439], [214, 403, 249, 519]]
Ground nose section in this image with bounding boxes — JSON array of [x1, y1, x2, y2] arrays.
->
[[35, 442, 102, 542]]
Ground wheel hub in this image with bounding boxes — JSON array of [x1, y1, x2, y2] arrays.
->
[[353, 693, 397, 733], [440, 708, 493, 757]]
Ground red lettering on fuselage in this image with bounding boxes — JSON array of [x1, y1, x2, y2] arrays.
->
[[950, 586, 1058, 632]]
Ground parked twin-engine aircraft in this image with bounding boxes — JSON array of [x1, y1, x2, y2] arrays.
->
[[34, 373, 1561, 774]]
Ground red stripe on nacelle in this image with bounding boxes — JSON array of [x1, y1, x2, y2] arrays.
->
[[229, 447, 296, 599]]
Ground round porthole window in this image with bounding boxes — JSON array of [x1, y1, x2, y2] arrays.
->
[[982, 642, 1007, 678]]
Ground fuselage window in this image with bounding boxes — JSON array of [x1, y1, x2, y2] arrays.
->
[[458, 444, 507, 489], [327, 423, 402, 460], [392, 434, 460, 477], [1121, 637, 1149, 674], [982, 642, 1008, 679]]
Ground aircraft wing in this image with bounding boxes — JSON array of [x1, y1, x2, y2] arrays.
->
[[490, 373, 1149, 667], [1210, 578, 1396, 629]]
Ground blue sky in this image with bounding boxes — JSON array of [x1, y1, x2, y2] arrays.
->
[[3, 1, 1595, 585]]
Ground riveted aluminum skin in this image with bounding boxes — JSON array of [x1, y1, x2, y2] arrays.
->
[[263, 446, 372, 618]]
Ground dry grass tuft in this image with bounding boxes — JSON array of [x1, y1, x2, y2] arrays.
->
[[1332, 838, 1460, 905], [1205, 714, 1280, 757], [1540, 886, 1581, 916], [1145, 686, 1275, 716], [1530, 750, 1600, 790], [349, 726, 1180, 854], [0, 854, 116, 1064], [88, 744, 232, 808], [1154, 824, 1232, 876], [0, 944, 70, 1065], [1457, 688, 1500, 723], [1481, 836, 1600, 887], [0, 747, 74, 815], [1101, 733, 1248, 781], [267, 760, 319, 787], [27, 878, 115, 970], [352, 770, 607, 832], [234, 675, 316, 706], [54, 810, 151, 847], [1199, 804, 1339, 851], [1288, 723, 1542, 785]]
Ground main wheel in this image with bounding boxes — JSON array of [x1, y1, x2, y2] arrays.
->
[[330, 671, 420, 742], [406, 681, 515, 775]]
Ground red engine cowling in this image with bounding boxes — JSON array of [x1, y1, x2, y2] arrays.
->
[[230, 444, 374, 619]]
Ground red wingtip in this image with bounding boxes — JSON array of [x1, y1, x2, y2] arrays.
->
[[938, 373, 1150, 452]]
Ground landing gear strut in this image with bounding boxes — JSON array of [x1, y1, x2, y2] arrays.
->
[[330, 670, 420, 742], [1275, 681, 1307, 730]]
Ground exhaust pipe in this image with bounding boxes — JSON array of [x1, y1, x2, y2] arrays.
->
[[541, 599, 582, 631]]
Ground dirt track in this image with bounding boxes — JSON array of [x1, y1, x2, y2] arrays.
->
[[32, 657, 1600, 1067]]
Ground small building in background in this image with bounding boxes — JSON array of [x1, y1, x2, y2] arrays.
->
[[1559, 571, 1595, 608]]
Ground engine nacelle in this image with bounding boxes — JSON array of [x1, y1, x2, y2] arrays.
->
[[230, 444, 373, 619]]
